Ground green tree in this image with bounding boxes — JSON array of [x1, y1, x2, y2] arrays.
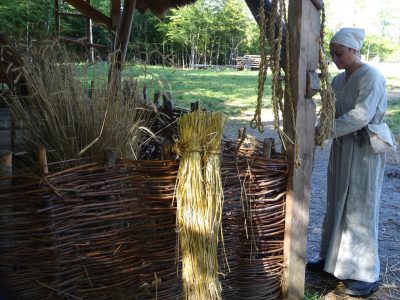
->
[[0, 0, 53, 43]]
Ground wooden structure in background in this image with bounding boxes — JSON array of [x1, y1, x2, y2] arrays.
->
[[56, 0, 195, 87], [54, 0, 100, 62], [235, 54, 263, 70]]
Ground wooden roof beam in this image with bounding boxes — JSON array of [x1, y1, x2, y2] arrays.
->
[[64, 0, 112, 30]]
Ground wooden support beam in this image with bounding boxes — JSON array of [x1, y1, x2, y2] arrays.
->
[[54, 0, 60, 37], [109, 0, 136, 90], [111, 0, 121, 31], [282, 0, 320, 299], [64, 0, 112, 30], [58, 37, 107, 49]]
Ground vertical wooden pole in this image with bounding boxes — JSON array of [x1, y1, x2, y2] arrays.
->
[[163, 92, 174, 119], [0, 150, 12, 186], [38, 147, 48, 175], [153, 91, 161, 107], [263, 138, 274, 159], [282, 0, 321, 299], [110, 0, 136, 89], [103, 147, 116, 167], [85, 0, 95, 62], [143, 86, 147, 101], [54, 0, 60, 38]]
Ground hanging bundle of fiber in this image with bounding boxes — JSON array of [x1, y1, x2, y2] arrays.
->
[[175, 110, 225, 300]]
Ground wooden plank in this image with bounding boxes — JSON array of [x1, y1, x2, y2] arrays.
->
[[281, 0, 320, 299], [59, 12, 87, 18], [58, 37, 107, 49]]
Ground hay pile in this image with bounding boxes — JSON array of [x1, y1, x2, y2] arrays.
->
[[4, 42, 154, 166]]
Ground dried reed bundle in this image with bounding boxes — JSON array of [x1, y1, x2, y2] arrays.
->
[[175, 110, 225, 300], [5, 42, 154, 165]]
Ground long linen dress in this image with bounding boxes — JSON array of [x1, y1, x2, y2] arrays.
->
[[319, 63, 387, 283]]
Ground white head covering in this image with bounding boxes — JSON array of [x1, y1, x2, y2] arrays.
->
[[330, 27, 365, 51]]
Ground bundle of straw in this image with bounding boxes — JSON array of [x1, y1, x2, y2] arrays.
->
[[175, 110, 225, 300], [4, 42, 154, 166]]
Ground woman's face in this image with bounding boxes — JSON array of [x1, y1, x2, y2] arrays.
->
[[329, 43, 356, 70]]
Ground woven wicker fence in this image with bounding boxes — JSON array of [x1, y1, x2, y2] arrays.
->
[[0, 140, 288, 300]]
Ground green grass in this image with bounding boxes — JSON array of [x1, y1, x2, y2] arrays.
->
[[386, 95, 400, 137], [77, 63, 400, 136], [304, 290, 322, 300], [78, 63, 272, 118]]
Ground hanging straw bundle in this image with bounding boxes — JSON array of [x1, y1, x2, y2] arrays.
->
[[175, 110, 225, 300]]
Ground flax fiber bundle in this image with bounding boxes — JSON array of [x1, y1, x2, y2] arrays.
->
[[175, 110, 225, 300]]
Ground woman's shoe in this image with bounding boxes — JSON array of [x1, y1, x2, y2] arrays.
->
[[344, 280, 379, 296], [305, 259, 325, 272]]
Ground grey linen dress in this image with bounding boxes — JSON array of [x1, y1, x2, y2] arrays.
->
[[320, 63, 387, 282]]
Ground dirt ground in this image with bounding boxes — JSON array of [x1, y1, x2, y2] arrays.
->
[[225, 103, 400, 299]]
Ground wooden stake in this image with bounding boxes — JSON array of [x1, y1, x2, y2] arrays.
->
[[38, 147, 48, 175], [163, 92, 174, 119], [190, 101, 199, 112], [161, 138, 173, 160], [143, 86, 147, 101], [153, 91, 161, 107], [262, 138, 274, 159], [0, 150, 12, 186], [103, 147, 116, 167], [237, 127, 246, 140]]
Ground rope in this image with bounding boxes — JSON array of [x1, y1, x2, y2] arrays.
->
[[280, 0, 300, 166], [315, 7, 336, 148], [250, 0, 268, 133]]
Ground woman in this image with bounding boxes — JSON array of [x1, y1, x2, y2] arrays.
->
[[308, 27, 390, 297]]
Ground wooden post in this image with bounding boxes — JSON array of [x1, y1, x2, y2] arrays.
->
[[281, 0, 321, 299], [103, 147, 116, 167], [0, 150, 12, 186], [163, 92, 174, 119], [143, 86, 147, 101], [190, 101, 199, 112], [263, 138, 274, 159], [38, 147, 48, 175], [109, 0, 136, 89], [54, 0, 60, 38], [85, 0, 95, 62], [153, 91, 161, 107], [161, 138, 173, 160]]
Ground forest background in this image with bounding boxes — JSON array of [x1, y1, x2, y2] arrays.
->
[[1, 0, 400, 67]]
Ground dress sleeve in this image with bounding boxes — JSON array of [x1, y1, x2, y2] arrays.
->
[[331, 69, 385, 138]]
